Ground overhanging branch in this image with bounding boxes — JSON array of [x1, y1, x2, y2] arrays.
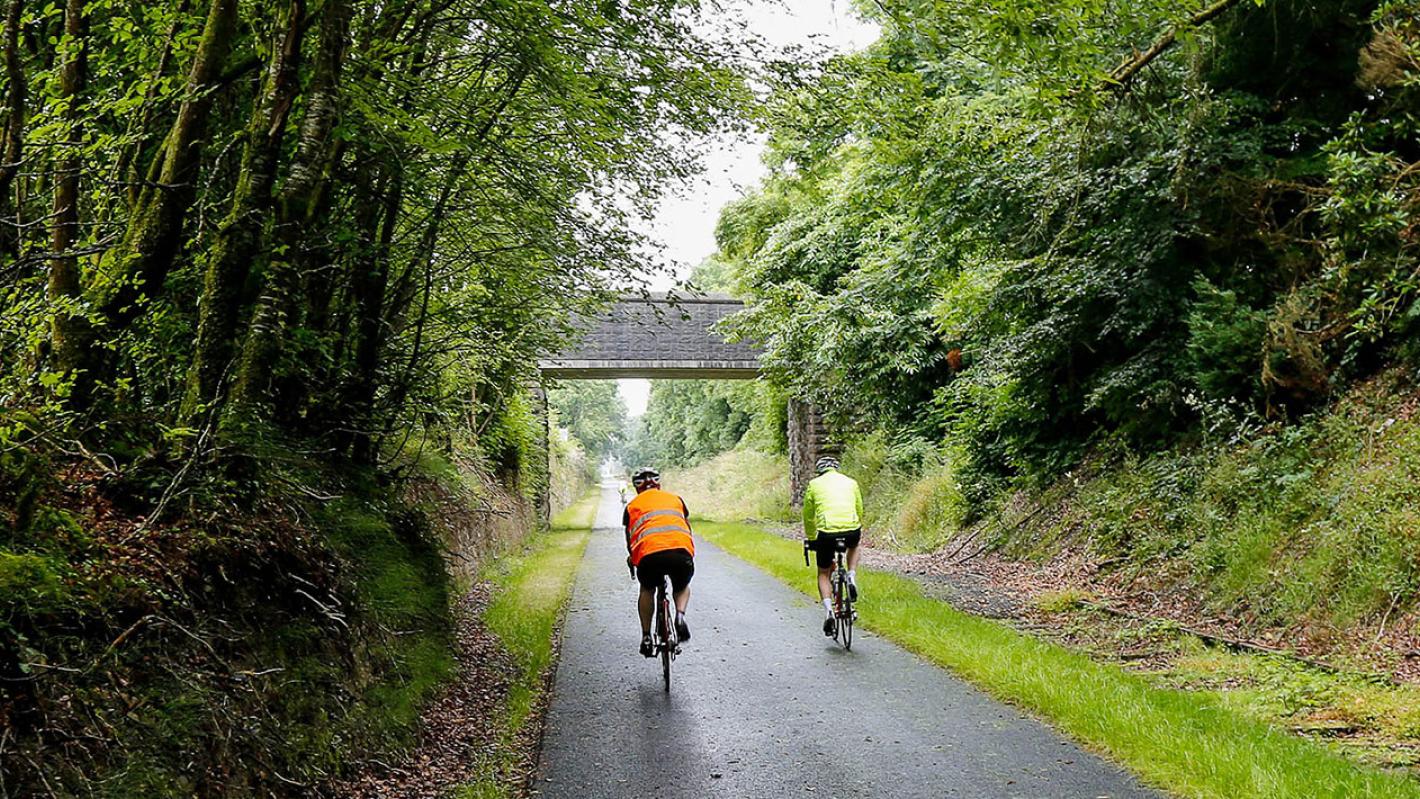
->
[[1104, 0, 1248, 91]]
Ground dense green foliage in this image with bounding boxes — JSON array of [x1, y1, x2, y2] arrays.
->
[[549, 381, 628, 463], [720, 0, 1420, 492], [0, 1, 749, 792], [618, 379, 785, 468], [0, 0, 745, 469]]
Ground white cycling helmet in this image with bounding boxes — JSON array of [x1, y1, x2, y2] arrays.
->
[[632, 467, 661, 490]]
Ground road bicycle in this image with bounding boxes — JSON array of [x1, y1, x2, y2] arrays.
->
[[805, 536, 856, 651], [631, 564, 680, 691]]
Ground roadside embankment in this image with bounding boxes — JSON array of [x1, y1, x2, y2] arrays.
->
[[1, 442, 557, 797], [337, 489, 597, 799]]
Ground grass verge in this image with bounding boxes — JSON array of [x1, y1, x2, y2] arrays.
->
[[696, 519, 1420, 799], [453, 490, 597, 798]]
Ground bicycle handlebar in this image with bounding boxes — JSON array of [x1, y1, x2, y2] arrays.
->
[[803, 540, 810, 567]]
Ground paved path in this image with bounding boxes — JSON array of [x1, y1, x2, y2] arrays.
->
[[535, 484, 1162, 798]]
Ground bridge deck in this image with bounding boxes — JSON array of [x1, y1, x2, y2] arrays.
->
[[541, 293, 759, 379]]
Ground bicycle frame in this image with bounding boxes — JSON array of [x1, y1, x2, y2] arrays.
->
[[805, 537, 856, 650]]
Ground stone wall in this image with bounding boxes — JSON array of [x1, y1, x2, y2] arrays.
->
[[787, 399, 838, 507]]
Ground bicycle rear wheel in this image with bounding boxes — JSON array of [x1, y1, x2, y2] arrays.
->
[[659, 584, 673, 692], [836, 568, 853, 651]]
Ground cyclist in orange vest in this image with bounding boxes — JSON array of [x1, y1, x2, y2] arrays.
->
[[624, 467, 695, 658]]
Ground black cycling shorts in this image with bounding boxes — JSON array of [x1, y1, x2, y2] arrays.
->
[[811, 530, 861, 569], [636, 548, 694, 592]]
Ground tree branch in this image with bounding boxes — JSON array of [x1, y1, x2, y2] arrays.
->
[[1104, 0, 1248, 91]]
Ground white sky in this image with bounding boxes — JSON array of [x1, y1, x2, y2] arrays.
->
[[619, 0, 878, 417]]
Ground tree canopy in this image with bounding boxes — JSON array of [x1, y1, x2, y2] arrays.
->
[[0, 0, 751, 486], [719, 0, 1420, 492]]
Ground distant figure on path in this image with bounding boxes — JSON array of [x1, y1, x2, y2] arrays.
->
[[624, 467, 695, 657], [802, 456, 863, 637]]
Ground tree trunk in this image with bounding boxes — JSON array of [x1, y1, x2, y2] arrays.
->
[[48, 0, 88, 392], [181, 0, 305, 421], [119, 0, 192, 209], [346, 173, 402, 464], [88, 0, 238, 329], [230, 0, 348, 414], [0, 0, 26, 259]]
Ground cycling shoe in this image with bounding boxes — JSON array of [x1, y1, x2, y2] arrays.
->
[[639, 635, 654, 658], [675, 614, 690, 642], [823, 617, 836, 637]]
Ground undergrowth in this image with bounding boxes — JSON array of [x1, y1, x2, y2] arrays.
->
[[1007, 371, 1420, 643], [663, 447, 793, 523], [0, 433, 513, 797]]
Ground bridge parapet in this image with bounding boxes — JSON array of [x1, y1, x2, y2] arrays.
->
[[538, 293, 759, 378]]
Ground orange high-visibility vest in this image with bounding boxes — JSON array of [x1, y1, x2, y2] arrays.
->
[[626, 488, 694, 566]]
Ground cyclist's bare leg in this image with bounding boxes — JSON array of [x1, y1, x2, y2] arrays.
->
[[672, 584, 691, 614], [847, 546, 861, 572], [817, 567, 834, 602], [638, 586, 655, 635]]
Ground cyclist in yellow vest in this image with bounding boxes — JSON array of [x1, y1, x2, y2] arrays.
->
[[802, 456, 863, 637], [624, 467, 695, 657]]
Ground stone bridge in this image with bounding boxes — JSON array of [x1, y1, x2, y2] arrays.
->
[[539, 293, 760, 379], [537, 293, 832, 509]]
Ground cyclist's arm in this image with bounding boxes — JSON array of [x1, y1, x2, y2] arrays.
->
[[802, 484, 817, 540], [623, 506, 632, 553], [681, 499, 692, 533], [855, 483, 864, 529]]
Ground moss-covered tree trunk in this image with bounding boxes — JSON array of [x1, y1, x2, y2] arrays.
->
[[0, 0, 26, 260], [47, 0, 88, 391], [87, 0, 237, 329], [229, 0, 349, 416], [181, 0, 306, 421], [346, 171, 403, 464]]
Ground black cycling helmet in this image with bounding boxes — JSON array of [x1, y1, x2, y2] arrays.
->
[[815, 456, 840, 474], [632, 467, 661, 490]]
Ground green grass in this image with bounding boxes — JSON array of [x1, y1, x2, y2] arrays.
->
[[453, 490, 596, 798], [1157, 645, 1420, 769], [696, 518, 1420, 799], [664, 447, 794, 522]]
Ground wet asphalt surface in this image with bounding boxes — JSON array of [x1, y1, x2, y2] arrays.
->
[[534, 484, 1163, 798]]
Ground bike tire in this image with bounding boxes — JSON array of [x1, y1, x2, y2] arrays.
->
[[659, 587, 673, 692], [836, 568, 854, 651]]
